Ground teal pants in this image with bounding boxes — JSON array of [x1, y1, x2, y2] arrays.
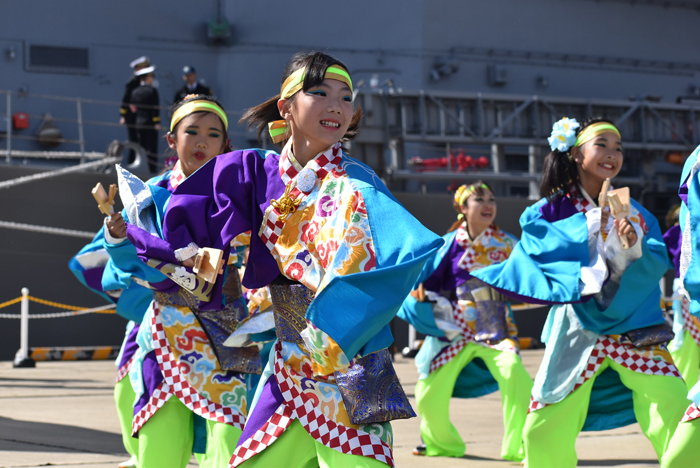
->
[[415, 342, 532, 461], [523, 356, 689, 468]]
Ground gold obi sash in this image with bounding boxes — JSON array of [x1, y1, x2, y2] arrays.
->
[[268, 282, 415, 424], [155, 265, 262, 374]]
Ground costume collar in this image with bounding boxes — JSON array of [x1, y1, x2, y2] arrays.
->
[[567, 183, 612, 214], [170, 160, 185, 189], [279, 141, 343, 192], [455, 223, 497, 249]]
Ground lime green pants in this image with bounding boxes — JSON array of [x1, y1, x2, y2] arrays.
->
[[138, 397, 194, 468], [662, 417, 700, 467], [137, 396, 243, 468], [114, 377, 139, 461], [238, 419, 387, 467], [670, 331, 700, 392], [523, 356, 689, 468], [414, 342, 532, 460], [196, 420, 243, 468]]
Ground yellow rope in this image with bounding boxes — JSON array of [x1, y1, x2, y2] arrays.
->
[[0, 295, 116, 314], [0, 297, 22, 309], [27, 296, 91, 310]]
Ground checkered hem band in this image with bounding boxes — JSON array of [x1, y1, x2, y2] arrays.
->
[[681, 402, 700, 423], [528, 334, 681, 413], [151, 301, 246, 430], [131, 381, 174, 435], [259, 143, 345, 254], [229, 342, 395, 467], [682, 301, 700, 348], [116, 356, 135, 383]]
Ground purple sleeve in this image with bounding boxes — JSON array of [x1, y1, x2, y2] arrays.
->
[[663, 224, 682, 277], [423, 237, 468, 293], [164, 150, 254, 252], [163, 149, 284, 291]]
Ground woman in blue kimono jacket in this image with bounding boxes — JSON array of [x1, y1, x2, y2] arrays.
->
[[661, 146, 700, 467], [398, 181, 532, 461], [70, 228, 156, 468], [472, 117, 690, 467], [86, 95, 262, 468], [126, 51, 443, 468]]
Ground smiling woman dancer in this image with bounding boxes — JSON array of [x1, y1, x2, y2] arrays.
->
[[126, 51, 442, 468], [103, 95, 263, 468], [471, 117, 691, 467], [398, 181, 532, 461]]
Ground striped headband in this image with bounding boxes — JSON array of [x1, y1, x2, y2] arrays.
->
[[170, 100, 228, 132], [575, 123, 620, 147], [268, 65, 353, 143], [455, 183, 490, 207]]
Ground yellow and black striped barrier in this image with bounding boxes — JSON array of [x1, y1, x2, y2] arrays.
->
[[28, 345, 120, 362]]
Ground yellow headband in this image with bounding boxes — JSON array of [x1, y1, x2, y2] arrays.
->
[[575, 123, 620, 147], [170, 100, 228, 132], [268, 65, 354, 143], [455, 183, 490, 207]]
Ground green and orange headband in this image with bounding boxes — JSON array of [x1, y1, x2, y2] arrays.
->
[[454, 183, 490, 207], [170, 99, 228, 132], [268, 65, 353, 143]]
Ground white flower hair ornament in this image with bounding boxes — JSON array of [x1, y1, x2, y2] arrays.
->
[[548, 117, 580, 152]]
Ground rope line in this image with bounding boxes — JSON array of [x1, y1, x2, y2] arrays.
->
[[0, 297, 22, 309], [0, 156, 120, 190], [0, 220, 96, 239], [0, 303, 116, 319]]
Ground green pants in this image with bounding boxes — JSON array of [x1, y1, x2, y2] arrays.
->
[[662, 417, 700, 467], [114, 377, 139, 462], [196, 420, 243, 468], [670, 331, 700, 392], [415, 342, 533, 460], [239, 419, 387, 467], [138, 397, 194, 468], [138, 396, 243, 468], [523, 356, 689, 468]]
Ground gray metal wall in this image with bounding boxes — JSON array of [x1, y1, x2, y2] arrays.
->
[[1, 0, 698, 154]]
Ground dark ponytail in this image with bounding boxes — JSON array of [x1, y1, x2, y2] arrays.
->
[[240, 51, 362, 145], [539, 116, 616, 199]]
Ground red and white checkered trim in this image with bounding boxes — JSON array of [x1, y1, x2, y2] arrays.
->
[[682, 300, 700, 348], [681, 402, 700, 423], [116, 357, 134, 383], [568, 184, 595, 214], [229, 343, 395, 467], [229, 402, 295, 466], [131, 381, 174, 435], [279, 142, 342, 186], [456, 225, 495, 271], [260, 143, 344, 253], [151, 302, 246, 430], [528, 335, 680, 413], [170, 161, 185, 189], [430, 302, 474, 374]]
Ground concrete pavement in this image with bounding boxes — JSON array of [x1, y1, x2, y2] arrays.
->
[[0, 350, 660, 467]]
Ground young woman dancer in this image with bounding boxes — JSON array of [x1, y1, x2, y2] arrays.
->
[[472, 117, 690, 467], [398, 182, 532, 461], [70, 234, 153, 468], [126, 51, 442, 468], [663, 206, 700, 391], [106, 94, 263, 468], [660, 147, 700, 466]]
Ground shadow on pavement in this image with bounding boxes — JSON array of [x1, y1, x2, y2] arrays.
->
[[0, 416, 124, 454]]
